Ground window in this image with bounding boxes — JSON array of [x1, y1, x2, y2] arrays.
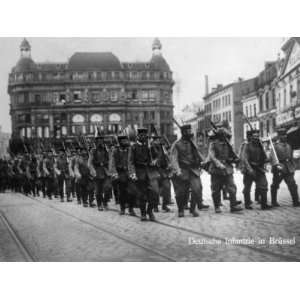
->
[[59, 94, 66, 103], [44, 127, 49, 138], [272, 118, 276, 131], [265, 91, 269, 110], [144, 111, 148, 120], [246, 106, 249, 117], [91, 92, 100, 102], [272, 89, 276, 107], [249, 105, 252, 117], [150, 111, 155, 120], [259, 95, 263, 111], [142, 90, 148, 99], [283, 89, 287, 107], [110, 90, 118, 101], [73, 91, 81, 101], [35, 94, 41, 104], [297, 80, 300, 102], [253, 104, 257, 116], [37, 127, 42, 138], [266, 119, 270, 134], [228, 95, 231, 105], [229, 111, 231, 122], [149, 90, 156, 100]]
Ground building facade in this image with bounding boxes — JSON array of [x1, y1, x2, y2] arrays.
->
[[8, 38, 175, 141], [257, 62, 278, 141], [275, 37, 300, 148], [241, 89, 259, 140]]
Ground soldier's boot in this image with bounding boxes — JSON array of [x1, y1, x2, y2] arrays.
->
[[244, 192, 253, 209], [230, 195, 243, 213], [271, 188, 280, 207], [162, 203, 171, 212], [212, 194, 222, 213], [147, 205, 156, 222], [140, 203, 147, 221], [129, 207, 137, 216], [260, 192, 272, 210], [255, 189, 261, 203], [290, 185, 300, 207]]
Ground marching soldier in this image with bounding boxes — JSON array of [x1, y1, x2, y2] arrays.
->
[[239, 129, 271, 210], [128, 128, 160, 221], [92, 135, 111, 211], [56, 149, 72, 202], [110, 135, 137, 216], [208, 124, 243, 213], [171, 124, 209, 217], [77, 148, 95, 207], [43, 151, 56, 200], [270, 128, 300, 207]]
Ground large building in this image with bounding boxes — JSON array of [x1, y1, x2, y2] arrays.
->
[[203, 78, 256, 152], [8, 38, 175, 141], [275, 37, 300, 148]]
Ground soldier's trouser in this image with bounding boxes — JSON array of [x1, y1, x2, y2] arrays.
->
[[75, 179, 81, 203], [211, 174, 238, 208], [118, 180, 135, 211], [243, 172, 268, 207], [112, 179, 120, 204], [57, 175, 71, 200], [95, 177, 111, 207], [45, 177, 55, 199], [136, 178, 159, 215], [271, 172, 299, 204], [159, 177, 171, 207], [173, 174, 203, 213], [70, 177, 76, 197]]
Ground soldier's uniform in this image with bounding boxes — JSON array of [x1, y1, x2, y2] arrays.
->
[[171, 124, 209, 217], [92, 137, 111, 211], [208, 127, 243, 213], [151, 136, 172, 212], [270, 128, 300, 207], [43, 152, 56, 200], [110, 135, 137, 216], [56, 150, 72, 202], [239, 129, 271, 210], [128, 128, 160, 221], [28, 155, 38, 196]]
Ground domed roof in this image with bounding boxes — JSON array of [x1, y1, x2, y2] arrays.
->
[[14, 57, 37, 72], [150, 54, 170, 72], [68, 52, 122, 70]]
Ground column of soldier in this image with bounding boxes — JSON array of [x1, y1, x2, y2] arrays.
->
[[0, 120, 299, 222]]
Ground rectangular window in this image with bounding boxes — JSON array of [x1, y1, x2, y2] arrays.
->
[[229, 111, 231, 122], [150, 111, 155, 120], [265, 92, 269, 110], [297, 80, 300, 102], [253, 104, 256, 116], [246, 106, 249, 117], [272, 89, 276, 107], [249, 105, 252, 117], [259, 95, 263, 111], [73, 91, 81, 101], [266, 119, 270, 134]]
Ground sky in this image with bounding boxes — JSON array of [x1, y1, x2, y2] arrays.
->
[[0, 37, 283, 133]]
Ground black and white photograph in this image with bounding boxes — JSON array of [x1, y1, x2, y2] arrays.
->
[[0, 36, 299, 262]]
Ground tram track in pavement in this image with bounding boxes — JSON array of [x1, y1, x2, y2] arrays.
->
[[18, 193, 176, 262], [18, 193, 300, 262], [0, 209, 37, 262], [104, 206, 300, 262]]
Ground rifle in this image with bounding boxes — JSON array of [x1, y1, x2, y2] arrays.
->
[[268, 135, 280, 166], [151, 124, 170, 166], [209, 119, 239, 163]]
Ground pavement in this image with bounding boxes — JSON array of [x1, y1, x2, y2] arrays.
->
[[0, 170, 299, 262]]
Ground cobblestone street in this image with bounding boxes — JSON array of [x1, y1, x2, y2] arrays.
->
[[0, 171, 299, 262]]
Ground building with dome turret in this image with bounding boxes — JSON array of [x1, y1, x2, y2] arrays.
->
[[8, 38, 175, 140]]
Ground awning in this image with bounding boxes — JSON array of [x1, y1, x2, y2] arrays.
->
[[287, 126, 299, 135]]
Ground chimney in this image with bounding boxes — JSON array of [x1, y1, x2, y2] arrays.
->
[[205, 75, 209, 96]]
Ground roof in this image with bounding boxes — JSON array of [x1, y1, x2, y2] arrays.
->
[[150, 54, 170, 71], [14, 57, 37, 72], [68, 52, 122, 71], [20, 38, 31, 50]]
